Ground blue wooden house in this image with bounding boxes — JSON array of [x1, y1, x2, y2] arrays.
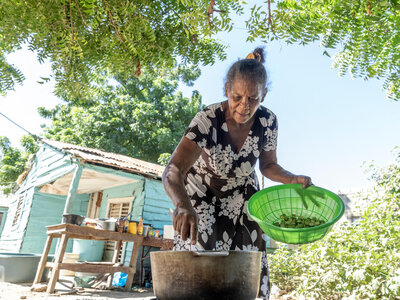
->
[[0, 140, 173, 263]]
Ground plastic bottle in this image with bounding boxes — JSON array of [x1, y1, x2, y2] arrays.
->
[[138, 218, 144, 235]]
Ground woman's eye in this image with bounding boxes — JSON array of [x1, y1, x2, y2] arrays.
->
[[235, 96, 242, 101], [249, 98, 258, 103]]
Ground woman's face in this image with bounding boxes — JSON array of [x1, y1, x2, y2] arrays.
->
[[225, 77, 267, 124]]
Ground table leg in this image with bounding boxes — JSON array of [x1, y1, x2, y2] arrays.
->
[[46, 234, 68, 293], [139, 245, 145, 286], [124, 241, 141, 291], [33, 235, 54, 285], [107, 240, 123, 288]]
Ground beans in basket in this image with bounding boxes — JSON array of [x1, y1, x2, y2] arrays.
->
[[273, 214, 325, 228]]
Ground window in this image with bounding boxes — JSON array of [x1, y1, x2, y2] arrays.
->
[[104, 197, 134, 261], [12, 194, 25, 227]]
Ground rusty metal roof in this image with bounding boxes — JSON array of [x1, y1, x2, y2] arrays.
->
[[43, 140, 165, 179]]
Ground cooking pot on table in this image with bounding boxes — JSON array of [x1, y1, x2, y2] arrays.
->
[[150, 250, 262, 300]]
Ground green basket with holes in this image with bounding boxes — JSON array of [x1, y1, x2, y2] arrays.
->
[[248, 184, 345, 245]]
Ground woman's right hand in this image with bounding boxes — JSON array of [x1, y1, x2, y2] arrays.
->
[[173, 205, 199, 245]]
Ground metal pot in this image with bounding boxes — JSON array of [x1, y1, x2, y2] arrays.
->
[[62, 214, 84, 226], [104, 220, 116, 231], [150, 250, 262, 300]]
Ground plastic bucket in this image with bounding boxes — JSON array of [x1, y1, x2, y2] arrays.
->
[[72, 239, 105, 262]]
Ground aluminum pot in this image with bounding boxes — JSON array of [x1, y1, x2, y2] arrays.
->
[[104, 220, 116, 231], [150, 250, 262, 300]]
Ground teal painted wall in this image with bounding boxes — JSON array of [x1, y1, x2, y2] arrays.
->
[[99, 180, 144, 219], [20, 190, 90, 254], [123, 178, 173, 267], [142, 178, 173, 231], [0, 187, 35, 252]]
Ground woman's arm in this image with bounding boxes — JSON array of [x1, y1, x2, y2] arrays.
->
[[259, 149, 312, 188], [162, 137, 202, 244]]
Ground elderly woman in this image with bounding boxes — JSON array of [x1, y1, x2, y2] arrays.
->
[[162, 47, 312, 299]]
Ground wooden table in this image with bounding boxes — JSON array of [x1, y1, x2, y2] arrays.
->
[[32, 223, 173, 293]]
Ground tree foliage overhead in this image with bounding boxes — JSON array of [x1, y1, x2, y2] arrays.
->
[[39, 65, 203, 164], [2, 0, 400, 101], [0, 0, 243, 100], [268, 148, 400, 299], [246, 0, 400, 100]]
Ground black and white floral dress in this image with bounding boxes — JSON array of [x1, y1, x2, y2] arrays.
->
[[174, 102, 278, 299]]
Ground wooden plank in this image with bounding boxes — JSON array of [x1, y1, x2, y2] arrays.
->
[[45, 263, 133, 274], [143, 237, 174, 250], [47, 233, 69, 293], [32, 235, 53, 284], [46, 224, 144, 242], [83, 164, 144, 182], [125, 241, 141, 291]]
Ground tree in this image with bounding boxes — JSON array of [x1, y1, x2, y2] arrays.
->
[[246, 0, 400, 100], [0, 136, 39, 194], [39, 65, 204, 164], [2, 1, 400, 100], [268, 148, 400, 299], [0, 0, 242, 101]]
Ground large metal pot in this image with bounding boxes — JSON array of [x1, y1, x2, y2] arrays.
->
[[150, 250, 262, 300]]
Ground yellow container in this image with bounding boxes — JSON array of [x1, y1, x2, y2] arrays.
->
[[138, 218, 144, 235], [128, 221, 138, 234], [148, 227, 154, 237]]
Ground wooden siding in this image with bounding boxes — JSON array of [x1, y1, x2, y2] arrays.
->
[[20, 190, 90, 254], [0, 188, 35, 252], [19, 144, 75, 192], [123, 179, 173, 267], [142, 178, 173, 231]]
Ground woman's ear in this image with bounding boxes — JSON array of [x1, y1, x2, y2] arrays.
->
[[260, 87, 268, 103], [224, 83, 229, 98]]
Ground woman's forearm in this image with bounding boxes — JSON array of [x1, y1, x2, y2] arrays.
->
[[162, 163, 193, 209], [261, 162, 296, 184]]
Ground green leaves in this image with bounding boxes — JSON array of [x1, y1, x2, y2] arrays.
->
[[40, 65, 204, 164], [0, 136, 38, 194], [246, 0, 400, 100], [0, 0, 245, 102]]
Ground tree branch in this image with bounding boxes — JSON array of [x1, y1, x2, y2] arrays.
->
[[207, 0, 226, 29], [74, 0, 89, 28]]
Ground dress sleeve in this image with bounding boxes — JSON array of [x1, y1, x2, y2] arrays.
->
[[261, 111, 278, 152], [184, 109, 212, 149]]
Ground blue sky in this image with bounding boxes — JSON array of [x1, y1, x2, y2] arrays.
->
[[1, 9, 400, 193]]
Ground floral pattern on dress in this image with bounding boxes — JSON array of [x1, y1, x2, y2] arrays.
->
[[175, 102, 277, 300]]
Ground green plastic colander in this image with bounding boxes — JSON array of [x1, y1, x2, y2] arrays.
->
[[247, 184, 345, 244]]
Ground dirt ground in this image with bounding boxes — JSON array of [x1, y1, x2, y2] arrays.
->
[[0, 279, 286, 300], [0, 280, 156, 300]]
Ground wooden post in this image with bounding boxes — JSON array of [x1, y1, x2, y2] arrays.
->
[[124, 241, 141, 291], [63, 164, 83, 214], [107, 240, 123, 288], [47, 233, 69, 293], [33, 235, 54, 284]]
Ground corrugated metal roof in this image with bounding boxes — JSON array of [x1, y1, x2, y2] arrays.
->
[[43, 140, 165, 179]]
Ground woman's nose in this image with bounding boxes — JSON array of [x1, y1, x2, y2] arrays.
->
[[240, 98, 250, 110]]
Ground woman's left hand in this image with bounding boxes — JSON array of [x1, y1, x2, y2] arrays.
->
[[290, 175, 313, 188]]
